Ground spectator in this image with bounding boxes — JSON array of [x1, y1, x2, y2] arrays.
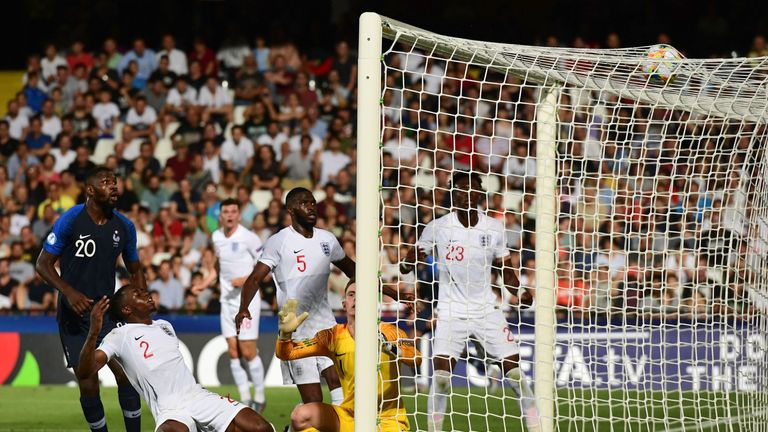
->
[[40, 99, 62, 139], [217, 36, 252, 81], [166, 76, 198, 117], [118, 38, 158, 82], [316, 183, 346, 221], [5, 100, 29, 141], [0, 120, 19, 161], [748, 35, 768, 58], [293, 72, 318, 110], [264, 54, 294, 99], [58, 169, 81, 202], [197, 76, 233, 125], [17, 274, 56, 311], [318, 136, 351, 187], [65, 93, 98, 148], [142, 79, 168, 113], [250, 144, 280, 190], [331, 41, 357, 92], [202, 138, 222, 183], [169, 178, 199, 216], [125, 95, 158, 144], [51, 65, 80, 112], [140, 174, 170, 214], [92, 88, 120, 137], [67, 145, 95, 183], [26, 116, 53, 157], [0, 258, 21, 310], [187, 152, 213, 195], [102, 37, 123, 70], [66, 41, 94, 72], [220, 125, 254, 174], [150, 54, 178, 90], [40, 43, 67, 84], [233, 54, 263, 105], [0, 166, 12, 203], [253, 36, 270, 72], [242, 100, 271, 140], [156, 34, 188, 75], [149, 259, 184, 310], [257, 121, 289, 160], [7, 142, 40, 182], [23, 72, 46, 113], [153, 207, 183, 247], [8, 242, 34, 285], [188, 38, 217, 77], [280, 134, 314, 190], [159, 166, 179, 196], [235, 184, 258, 225], [216, 169, 239, 200], [166, 140, 193, 181], [38, 153, 61, 185], [187, 60, 206, 90]]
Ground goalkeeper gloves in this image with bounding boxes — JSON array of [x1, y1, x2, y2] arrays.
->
[[278, 299, 309, 340], [379, 330, 399, 357]]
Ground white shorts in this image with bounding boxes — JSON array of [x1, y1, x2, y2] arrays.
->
[[433, 308, 519, 360], [280, 355, 336, 385], [155, 387, 248, 432], [221, 300, 261, 340]]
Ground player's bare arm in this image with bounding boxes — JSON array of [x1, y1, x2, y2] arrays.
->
[[78, 297, 111, 377], [236, 261, 271, 332], [495, 255, 533, 306], [36, 250, 92, 316], [126, 260, 147, 293]]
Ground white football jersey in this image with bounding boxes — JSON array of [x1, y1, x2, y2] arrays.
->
[[259, 226, 344, 338], [212, 225, 264, 305], [417, 212, 509, 318], [98, 320, 201, 420]]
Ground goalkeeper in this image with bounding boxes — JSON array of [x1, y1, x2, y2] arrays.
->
[[275, 281, 421, 432]]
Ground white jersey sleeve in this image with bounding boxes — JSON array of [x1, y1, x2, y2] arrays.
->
[[97, 326, 125, 361], [491, 218, 510, 260], [259, 231, 284, 269], [329, 235, 344, 262], [416, 219, 438, 253]]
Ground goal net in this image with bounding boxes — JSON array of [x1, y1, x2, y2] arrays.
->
[[356, 13, 768, 432]]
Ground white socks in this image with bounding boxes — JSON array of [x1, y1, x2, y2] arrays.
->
[[248, 357, 266, 404], [506, 368, 539, 430], [230, 358, 252, 404], [427, 369, 451, 432], [330, 387, 344, 405]]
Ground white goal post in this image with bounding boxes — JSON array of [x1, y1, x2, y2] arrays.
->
[[356, 11, 768, 432]]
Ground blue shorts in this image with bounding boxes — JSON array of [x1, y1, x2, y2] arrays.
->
[[58, 305, 117, 368]]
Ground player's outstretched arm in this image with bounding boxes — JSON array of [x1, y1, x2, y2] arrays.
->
[[36, 250, 92, 316], [126, 260, 147, 293], [236, 261, 271, 333], [78, 297, 111, 377], [333, 255, 356, 280], [275, 299, 335, 361]]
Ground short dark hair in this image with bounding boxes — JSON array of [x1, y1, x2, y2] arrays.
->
[[285, 187, 312, 207], [109, 284, 132, 322], [450, 170, 483, 189], [220, 198, 240, 209], [86, 166, 114, 184]]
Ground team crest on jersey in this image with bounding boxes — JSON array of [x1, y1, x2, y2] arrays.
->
[[159, 324, 174, 337], [321, 242, 331, 256], [113, 230, 120, 247], [479, 234, 491, 247], [47, 232, 57, 245]]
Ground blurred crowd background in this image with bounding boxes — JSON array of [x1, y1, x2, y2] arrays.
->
[[0, 1, 767, 326]]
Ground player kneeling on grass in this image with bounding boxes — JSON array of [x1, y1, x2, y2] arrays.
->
[[275, 282, 421, 432], [78, 285, 275, 432]]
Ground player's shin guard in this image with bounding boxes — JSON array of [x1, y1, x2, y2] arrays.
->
[[117, 384, 142, 432], [80, 395, 108, 432], [506, 368, 540, 431], [248, 357, 266, 404], [427, 369, 451, 432], [230, 358, 253, 404]]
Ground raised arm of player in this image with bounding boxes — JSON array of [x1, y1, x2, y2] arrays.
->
[[78, 297, 111, 377], [36, 250, 92, 316], [235, 261, 271, 333], [126, 261, 147, 293]]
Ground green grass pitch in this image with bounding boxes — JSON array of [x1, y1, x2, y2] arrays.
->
[[0, 386, 759, 431]]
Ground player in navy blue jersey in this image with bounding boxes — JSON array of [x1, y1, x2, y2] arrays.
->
[[36, 166, 147, 432]]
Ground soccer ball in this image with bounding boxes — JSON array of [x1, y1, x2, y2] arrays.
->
[[642, 44, 682, 83]]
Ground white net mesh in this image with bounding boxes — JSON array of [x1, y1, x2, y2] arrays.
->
[[373, 16, 768, 432]]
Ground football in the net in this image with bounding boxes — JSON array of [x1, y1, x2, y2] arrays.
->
[[641, 43, 683, 82]]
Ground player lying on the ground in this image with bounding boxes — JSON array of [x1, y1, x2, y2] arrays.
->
[[274, 282, 421, 432], [78, 285, 275, 432], [400, 171, 539, 432]]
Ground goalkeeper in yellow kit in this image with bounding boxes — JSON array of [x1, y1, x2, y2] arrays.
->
[[275, 282, 421, 432]]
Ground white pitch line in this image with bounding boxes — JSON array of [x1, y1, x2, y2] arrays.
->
[[665, 408, 768, 432]]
